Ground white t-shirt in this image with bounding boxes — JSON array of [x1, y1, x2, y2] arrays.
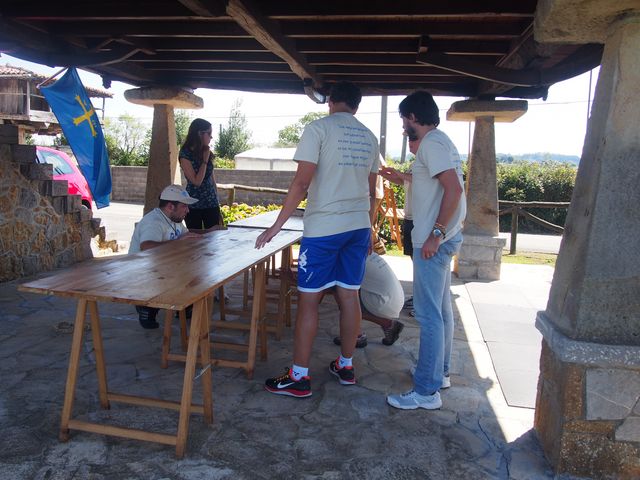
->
[[294, 112, 380, 237], [404, 161, 414, 221], [411, 129, 466, 248], [129, 208, 188, 254], [360, 253, 404, 319]]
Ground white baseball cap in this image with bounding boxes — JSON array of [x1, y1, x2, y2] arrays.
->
[[160, 184, 198, 205]]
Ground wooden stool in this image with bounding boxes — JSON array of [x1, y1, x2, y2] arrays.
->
[[160, 264, 270, 379]]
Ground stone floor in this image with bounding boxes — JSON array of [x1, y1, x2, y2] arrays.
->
[[0, 257, 584, 480]]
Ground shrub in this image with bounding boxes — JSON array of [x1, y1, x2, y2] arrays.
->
[[221, 203, 280, 224]]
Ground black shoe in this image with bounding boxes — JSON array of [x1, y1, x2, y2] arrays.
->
[[329, 359, 356, 385], [265, 368, 312, 397], [382, 321, 404, 346], [332, 332, 368, 348], [136, 306, 159, 329]]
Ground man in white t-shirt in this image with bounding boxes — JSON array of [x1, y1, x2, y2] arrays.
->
[[386, 91, 466, 411], [255, 82, 380, 398], [129, 184, 222, 328], [333, 252, 405, 348]]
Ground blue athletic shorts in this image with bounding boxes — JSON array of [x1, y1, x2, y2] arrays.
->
[[297, 228, 370, 293]]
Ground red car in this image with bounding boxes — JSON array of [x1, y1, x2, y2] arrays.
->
[[36, 146, 94, 209]]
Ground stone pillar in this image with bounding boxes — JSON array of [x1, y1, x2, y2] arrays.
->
[[447, 100, 527, 280], [534, 5, 640, 477], [124, 87, 203, 214]]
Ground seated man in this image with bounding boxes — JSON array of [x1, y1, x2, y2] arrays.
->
[[333, 252, 405, 347], [129, 184, 224, 329]]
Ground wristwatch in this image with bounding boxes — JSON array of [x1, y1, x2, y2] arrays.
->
[[432, 227, 444, 240]]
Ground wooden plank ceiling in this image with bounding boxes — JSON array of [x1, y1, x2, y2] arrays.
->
[[0, 1, 603, 102]]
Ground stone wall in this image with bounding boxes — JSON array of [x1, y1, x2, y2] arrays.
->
[[110, 166, 294, 206], [0, 145, 95, 282]]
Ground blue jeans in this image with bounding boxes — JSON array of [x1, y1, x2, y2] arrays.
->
[[412, 232, 462, 395]]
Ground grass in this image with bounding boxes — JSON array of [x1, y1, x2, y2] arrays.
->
[[501, 251, 557, 266], [382, 243, 557, 266]]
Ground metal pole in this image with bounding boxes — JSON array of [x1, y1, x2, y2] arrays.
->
[[379, 95, 387, 159]]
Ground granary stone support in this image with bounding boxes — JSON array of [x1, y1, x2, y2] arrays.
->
[[534, 4, 640, 477], [124, 87, 203, 215], [447, 100, 527, 280]]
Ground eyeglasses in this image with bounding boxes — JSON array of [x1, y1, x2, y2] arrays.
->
[[200, 130, 212, 136]]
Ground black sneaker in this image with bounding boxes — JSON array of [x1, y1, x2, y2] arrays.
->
[[136, 306, 159, 329], [382, 320, 405, 346], [265, 368, 312, 397], [329, 359, 356, 385], [332, 332, 368, 348]]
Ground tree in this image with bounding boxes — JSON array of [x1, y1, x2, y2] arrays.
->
[[174, 109, 193, 148], [103, 114, 150, 166], [276, 111, 326, 147], [215, 99, 251, 159]]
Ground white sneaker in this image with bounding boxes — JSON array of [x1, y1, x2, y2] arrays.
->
[[409, 367, 451, 390], [387, 390, 442, 410]]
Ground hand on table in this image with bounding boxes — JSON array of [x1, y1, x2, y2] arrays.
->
[[255, 225, 281, 249]]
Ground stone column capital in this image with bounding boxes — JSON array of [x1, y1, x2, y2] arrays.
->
[[124, 87, 203, 109], [446, 99, 527, 123]]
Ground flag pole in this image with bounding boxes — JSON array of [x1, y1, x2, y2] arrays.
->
[[35, 67, 68, 89]]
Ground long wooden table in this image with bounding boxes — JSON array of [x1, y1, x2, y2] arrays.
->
[[225, 210, 304, 338], [19, 227, 301, 457]]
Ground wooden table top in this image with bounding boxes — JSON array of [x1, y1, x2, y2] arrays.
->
[[19, 228, 301, 310], [228, 209, 304, 232]]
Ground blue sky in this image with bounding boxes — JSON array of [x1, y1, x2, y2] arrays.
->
[[3, 54, 597, 158]]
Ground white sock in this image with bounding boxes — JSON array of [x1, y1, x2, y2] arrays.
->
[[338, 355, 352, 368], [291, 364, 308, 380]]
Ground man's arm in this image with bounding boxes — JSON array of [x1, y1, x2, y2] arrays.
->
[[420, 169, 463, 259], [140, 231, 200, 251], [379, 167, 411, 185], [255, 161, 316, 249]]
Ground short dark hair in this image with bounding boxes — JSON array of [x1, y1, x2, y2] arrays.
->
[[158, 199, 180, 209], [399, 91, 440, 127], [329, 82, 362, 110]]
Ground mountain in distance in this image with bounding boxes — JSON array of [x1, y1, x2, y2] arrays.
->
[[494, 152, 580, 165], [392, 152, 580, 165]]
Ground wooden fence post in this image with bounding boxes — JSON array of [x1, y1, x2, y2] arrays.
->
[[510, 206, 519, 255]]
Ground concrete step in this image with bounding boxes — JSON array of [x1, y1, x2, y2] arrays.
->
[[50, 193, 82, 215], [20, 162, 53, 180], [34, 179, 69, 197], [0, 124, 20, 144], [11, 144, 37, 163]]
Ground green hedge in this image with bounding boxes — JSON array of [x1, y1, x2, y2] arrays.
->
[[380, 160, 577, 243], [497, 161, 576, 233]]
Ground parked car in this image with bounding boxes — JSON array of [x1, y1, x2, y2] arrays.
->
[[35, 146, 93, 209]]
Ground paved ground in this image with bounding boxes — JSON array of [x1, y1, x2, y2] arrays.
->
[[0, 250, 582, 479]]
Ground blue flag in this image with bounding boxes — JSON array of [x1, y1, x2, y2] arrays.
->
[[41, 68, 111, 208]]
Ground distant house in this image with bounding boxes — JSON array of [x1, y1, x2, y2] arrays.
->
[[234, 147, 297, 171], [0, 64, 112, 139]]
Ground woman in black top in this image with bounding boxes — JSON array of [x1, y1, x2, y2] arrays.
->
[[179, 118, 221, 229]]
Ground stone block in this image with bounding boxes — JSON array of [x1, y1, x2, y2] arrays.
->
[[586, 369, 640, 420], [50, 196, 66, 215], [477, 264, 501, 280], [11, 144, 37, 163], [19, 187, 39, 209], [558, 430, 640, 478], [0, 124, 20, 144], [616, 416, 640, 442], [20, 162, 52, 180]]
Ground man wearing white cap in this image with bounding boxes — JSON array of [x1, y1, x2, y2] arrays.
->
[[129, 184, 221, 328]]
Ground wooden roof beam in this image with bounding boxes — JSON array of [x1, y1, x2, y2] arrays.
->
[[417, 43, 602, 87], [177, 0, 228, 17], [225, 0, 324, 102]]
